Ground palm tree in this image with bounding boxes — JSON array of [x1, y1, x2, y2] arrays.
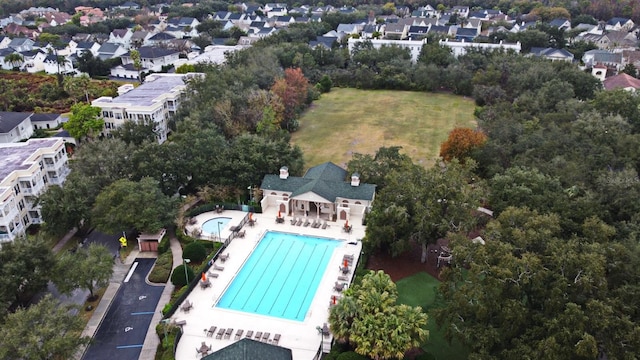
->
[[4, 53, 23, 70]]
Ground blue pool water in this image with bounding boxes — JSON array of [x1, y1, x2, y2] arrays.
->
[[202, 217, 231, 235], [217, 231, 340, 321]]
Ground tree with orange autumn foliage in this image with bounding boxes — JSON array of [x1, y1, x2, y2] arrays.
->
[[439, 127, 487, 163], [270, 67, 309, 131]]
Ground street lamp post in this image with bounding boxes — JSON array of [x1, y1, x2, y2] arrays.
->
[[160, 318, 171, 347], [217, 221, 223, 242], [183, 258, 191, 284]]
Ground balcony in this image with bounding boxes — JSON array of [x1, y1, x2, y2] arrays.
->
[[30, 218, 43, 225]]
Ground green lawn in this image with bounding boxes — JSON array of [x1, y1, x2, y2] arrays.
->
[[396, 272, 469, 360], [292, 88, 476, 168]]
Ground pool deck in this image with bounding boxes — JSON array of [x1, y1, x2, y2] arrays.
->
[[174, 208, 364, 359]]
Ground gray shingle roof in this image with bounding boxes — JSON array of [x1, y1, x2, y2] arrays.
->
[[261, 162, 376, 202], [203, 338, 292, 360], [0, 112, 32, 133], [126, 46, 178, 58], [30, 113, 60, 122]]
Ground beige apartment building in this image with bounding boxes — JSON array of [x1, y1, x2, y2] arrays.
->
[[0, 138, 70, 243], [92, 73, 202, 144]]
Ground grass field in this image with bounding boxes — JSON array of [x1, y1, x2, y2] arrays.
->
[[396, 272, 469, 360], [291, 88, 476, 169]]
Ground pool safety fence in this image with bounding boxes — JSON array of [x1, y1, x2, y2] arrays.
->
[[164, 212, 252, 319]]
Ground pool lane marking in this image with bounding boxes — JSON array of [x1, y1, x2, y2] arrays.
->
[[262, 238, 303, 315], [116, 344, 143, 349], [124, 262, 139, 283], [130, 312, 155, 316]]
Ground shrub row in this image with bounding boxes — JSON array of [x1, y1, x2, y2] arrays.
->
[[148, 250, 173, 283], [185, 202, 262, 218]]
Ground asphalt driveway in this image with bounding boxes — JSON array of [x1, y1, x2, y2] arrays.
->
[[82, 258, 163, 360]]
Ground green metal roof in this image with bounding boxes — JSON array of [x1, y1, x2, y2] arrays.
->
[[260, 162, 376, 202], [202, 338, 292, 360]]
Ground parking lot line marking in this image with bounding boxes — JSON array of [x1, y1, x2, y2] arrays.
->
[[124, 262, 139, 283], [130, 312, 155, 316], [116, 344, 143, 349]]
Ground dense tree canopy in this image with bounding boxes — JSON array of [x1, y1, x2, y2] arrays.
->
[[329, 271, 428, 359], [0, 295, 90, 360], [54, 243, 114, 299], [91, 177, 178, 233]]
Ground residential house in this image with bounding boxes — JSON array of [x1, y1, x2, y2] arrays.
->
[[455, 27, 478, 41], [147, 32, 176, 46], [384, 23, 408, 39], [337, 23, 363, 37], [43, 54, 76, 75], [0, 112, 34, 143], [361, 24, 378, 39], [214, 11, 231, 21], [510, 21, 537, 33], [20, 50, 47, 73], [605, 17, 634, 31], [412, 5, 437, 18], [348, 38, 426, 62], [274, 15, 295, 27], [583, 49, 623, 70], [260, 163, 376, 222], [603, 73, 640, 91], [8, 38, 34, 52], [264, 3, 287, 12], [31, 113, 65, 130], [167, 17, 200, 29], [622, 50, 640, 69], [530, 47, 574, 62], [408, 25, 429, 39], [110, 63, 143, 79], [452, 6, 470, 19], [427, 25, 453, 37], [548, 18, 571, 31], [599, 30, 638, 50], [109, 28, 134, 48], [0, 36, 12, 49], [254, 27, 278, 38], [464, 19, 483, 31], [41, 12, 71, 27], [469, 9, 502, 21], [115, 1, 140, 10], [440, 38, 521, 57], [92, 73, 202, 143], [3, 23, 39, 39], [266, 7, 288, 18], [0, 49, 20, 70], [120, 46, 180, 72], [74, 41, 100, 57], [74, 6, 105, 26], [0, 138, 70, 243], [308, 36, 337, 49], [96, 42, 127, 60]]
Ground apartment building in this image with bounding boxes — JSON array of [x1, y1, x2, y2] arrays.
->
[[0, 138, 70, 243], [91, 73, 202, 144]]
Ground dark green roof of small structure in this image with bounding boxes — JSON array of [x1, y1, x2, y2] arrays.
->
[[303, 162, 347, 182], [260, 162, 376, 202], [202, 338, 292, 360]]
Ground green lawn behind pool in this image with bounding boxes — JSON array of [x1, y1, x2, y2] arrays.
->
[[396, 272, 470, 360], [292, 88, 476, 169]]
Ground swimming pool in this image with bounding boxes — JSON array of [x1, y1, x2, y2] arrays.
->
[[217, 231, 340, 321], [202, 217, 231, 236]]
